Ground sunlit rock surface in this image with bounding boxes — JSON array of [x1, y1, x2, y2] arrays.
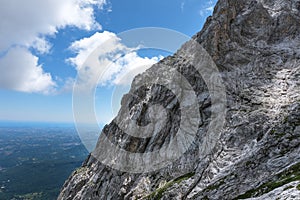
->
[[58, 0, 300, 199]]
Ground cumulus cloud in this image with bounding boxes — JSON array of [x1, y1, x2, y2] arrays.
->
[[31, 37, 53, 55], [0, 0, 106, 53], [67, 31, 119, 69], [0, 0, 107, 94], [68, 32, 163, 92], [109, 52, 162, 86], [0, 47, 56, 94]]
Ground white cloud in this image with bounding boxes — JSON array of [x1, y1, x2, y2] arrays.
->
[[110, 52, 163, 86], [67, 31, 119, 69], [68, 32, 162, 92], [0, 0, 107, 94], [31, 37, 52, 54], [206, 6, 214, 12], [199, 0, 216, 16], [0, 0, 106, 53], [59, 77, 76, 94], [0, 47, 56, 94]]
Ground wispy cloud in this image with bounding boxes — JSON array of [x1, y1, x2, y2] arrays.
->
[[181, 1, 185, 12], [199, 0, 216, 16], [206, 6, 214, 12]]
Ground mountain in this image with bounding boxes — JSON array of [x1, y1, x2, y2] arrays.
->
[[58, 0, 300, 199]]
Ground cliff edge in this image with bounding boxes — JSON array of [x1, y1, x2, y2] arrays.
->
[[59, 0, 300, 199]]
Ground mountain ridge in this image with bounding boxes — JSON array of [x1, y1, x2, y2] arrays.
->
[[58, 0, 300, 199]]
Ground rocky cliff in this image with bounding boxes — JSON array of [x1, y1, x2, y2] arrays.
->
[[58, 0, 300, 199]]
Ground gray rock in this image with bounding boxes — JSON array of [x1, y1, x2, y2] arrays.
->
[[58, 0, 300, 199]]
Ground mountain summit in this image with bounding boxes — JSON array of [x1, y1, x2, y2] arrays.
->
[[58, 0, 300, 199]]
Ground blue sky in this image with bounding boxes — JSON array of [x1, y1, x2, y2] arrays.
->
[[0, 0, 216, 124]]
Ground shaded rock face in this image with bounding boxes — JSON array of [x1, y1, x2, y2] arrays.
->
[[58, 0, 300, 199]]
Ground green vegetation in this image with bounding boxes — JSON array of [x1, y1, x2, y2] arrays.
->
[[204, 179, 225, 191], [297, 184, 300, 191], [14, 192, 43, 200], [234, 162, 300, 199], [75, 166, 88, 174], [287, 134, 299, 141], [0, 127, 88, 200], [275, 132, 286, 138], [144, 172, 195, 200], [283, 185, 294, 191], [268, 128, 287, 139], [245, 161, 254, 167], [269, 129, 276, 135]]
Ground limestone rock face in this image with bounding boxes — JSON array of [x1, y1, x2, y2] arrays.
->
[[58, 0, 300, 199]]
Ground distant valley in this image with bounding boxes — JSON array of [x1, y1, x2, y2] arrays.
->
[[0, 124, 90, 200]]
